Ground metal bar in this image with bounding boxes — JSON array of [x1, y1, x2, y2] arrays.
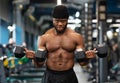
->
[[98, 21, 108, 83], [0, 48, 7, 83]]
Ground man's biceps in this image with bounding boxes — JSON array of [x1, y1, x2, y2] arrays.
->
[[38, 45, 46, 50], [76, 46, 84, 51]]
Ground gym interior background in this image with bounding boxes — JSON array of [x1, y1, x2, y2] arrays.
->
[[0, 0, 120, 83]]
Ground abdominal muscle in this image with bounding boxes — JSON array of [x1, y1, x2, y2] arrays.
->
[[46, 52, 74, 71]]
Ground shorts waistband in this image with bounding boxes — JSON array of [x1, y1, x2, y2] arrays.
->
[[46, 67, 73, 74]]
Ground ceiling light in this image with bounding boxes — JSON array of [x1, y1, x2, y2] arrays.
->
[[57, 0, 62, 5]]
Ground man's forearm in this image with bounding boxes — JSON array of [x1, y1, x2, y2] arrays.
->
[[79, 61, 89, 66], [32, 59, 44, 67], [78, 58, 89, 66]]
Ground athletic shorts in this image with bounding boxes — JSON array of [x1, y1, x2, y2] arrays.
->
[[42, 68, 78, 83]]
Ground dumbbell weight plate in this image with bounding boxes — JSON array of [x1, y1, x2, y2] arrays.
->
[[13, 46, 25, 58]]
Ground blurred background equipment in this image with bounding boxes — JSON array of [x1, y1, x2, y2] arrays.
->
[[0, 0, 120, 83]]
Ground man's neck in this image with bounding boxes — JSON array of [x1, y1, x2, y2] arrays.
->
[[54, 28, 67, 35]]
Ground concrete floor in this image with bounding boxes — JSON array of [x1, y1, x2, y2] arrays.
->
[[73, 63, 91, 83]]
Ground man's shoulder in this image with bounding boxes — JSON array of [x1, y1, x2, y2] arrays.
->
[[68, 29, 83, 40], [40, 28, 53, 37], [44, 28, 54, 34]]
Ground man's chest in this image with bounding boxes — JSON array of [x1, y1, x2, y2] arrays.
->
[[46, 36, 76, 52]]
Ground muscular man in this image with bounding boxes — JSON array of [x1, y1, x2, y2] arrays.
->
[[25, 5, 96, 83]]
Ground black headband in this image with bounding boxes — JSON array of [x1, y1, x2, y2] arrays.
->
[[52, 5, 69, 19]]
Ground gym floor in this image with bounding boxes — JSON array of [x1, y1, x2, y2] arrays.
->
[[74, 63, 91, 83]]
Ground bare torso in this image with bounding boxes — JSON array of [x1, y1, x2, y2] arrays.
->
[[43, 28, 81, 71]]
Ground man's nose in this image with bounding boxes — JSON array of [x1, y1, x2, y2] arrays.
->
[[57, 21, 63, 25]]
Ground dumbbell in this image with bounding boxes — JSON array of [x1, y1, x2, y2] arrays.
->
[[74, 49, 88, 62], [34, 49, 47, 62], [14, 46, 47, 62], [13, 46, 25, 58], [96, 44, 108, 58]]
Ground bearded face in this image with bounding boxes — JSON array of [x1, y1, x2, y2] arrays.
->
[[53, 18, 68, 34]]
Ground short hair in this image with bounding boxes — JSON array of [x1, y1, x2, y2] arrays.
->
[[52, 5, 69, 19]]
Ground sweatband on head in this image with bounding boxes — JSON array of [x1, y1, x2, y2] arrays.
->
[[52, 5, 69, 19]]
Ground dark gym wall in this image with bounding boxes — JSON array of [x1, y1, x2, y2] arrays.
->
[[0, 0, 12, 22]]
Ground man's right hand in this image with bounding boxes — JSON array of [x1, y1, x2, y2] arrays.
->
[[24, 48, 35, 59]]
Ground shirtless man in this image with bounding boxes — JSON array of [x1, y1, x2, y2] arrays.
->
[[25, 5, 96, 83]]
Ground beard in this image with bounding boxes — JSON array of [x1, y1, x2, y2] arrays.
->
[[54, 25, 67, 34]]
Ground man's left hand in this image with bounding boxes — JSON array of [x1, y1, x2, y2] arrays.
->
[[85, 48, 96, 58]]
